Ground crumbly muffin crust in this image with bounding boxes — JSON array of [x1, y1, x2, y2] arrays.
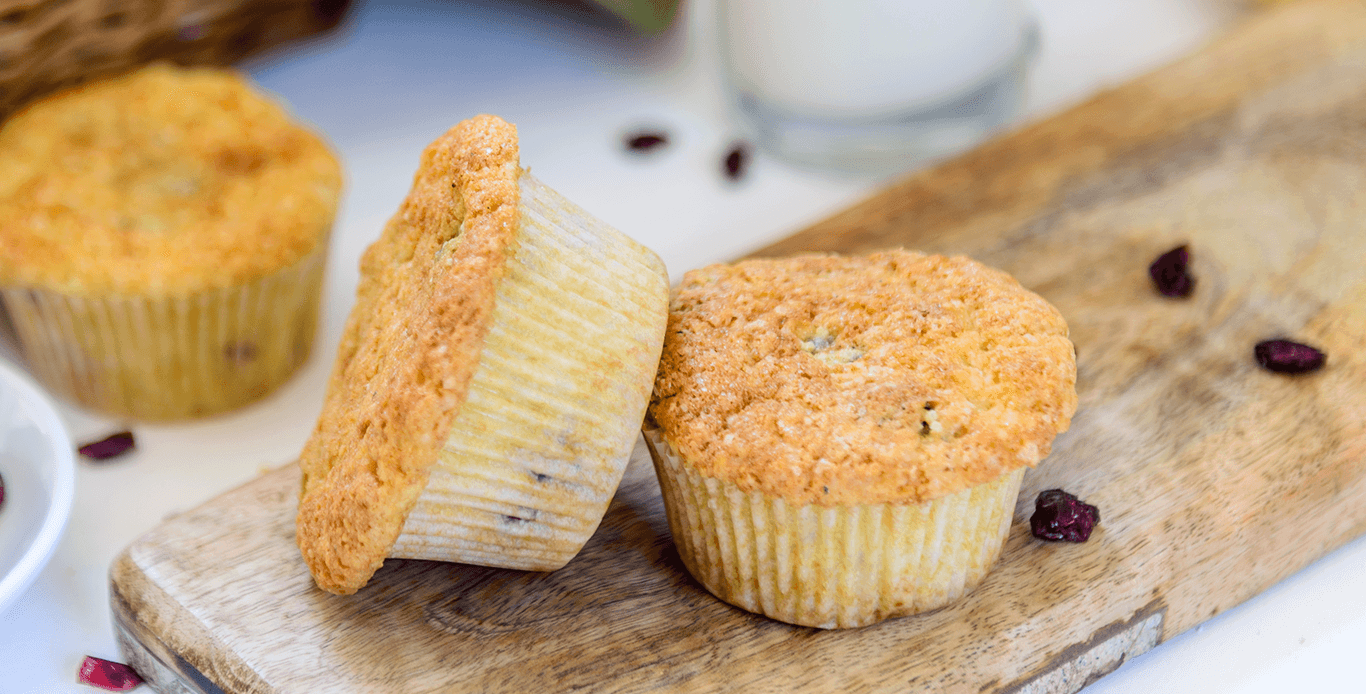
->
[[649, 251, 1077, 507], [296, 115, 521, 595], [0, 63, 341, 295]]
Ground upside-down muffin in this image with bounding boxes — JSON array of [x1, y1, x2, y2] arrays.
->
[[296, 115, 670, 595]]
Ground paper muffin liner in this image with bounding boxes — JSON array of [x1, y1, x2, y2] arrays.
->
[[0, 240, 327, 421], [644, 428, 1024, 629], [386, 173, 669, 571]]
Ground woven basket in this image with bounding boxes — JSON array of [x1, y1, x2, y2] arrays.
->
[[0, 0, 351, 122]]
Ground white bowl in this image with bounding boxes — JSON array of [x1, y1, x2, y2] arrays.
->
[[0, 357, 75, 616]]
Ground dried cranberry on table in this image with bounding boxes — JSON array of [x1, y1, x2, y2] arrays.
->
[[1030, 489, 1100, 542], [1254, 339, 1326, 374], [1148, 244, 1195, 297], [624, 131, 670, 153], [78, 431, 136, 461], [77, 655, 143, 692], [723, 142, 750, 180]]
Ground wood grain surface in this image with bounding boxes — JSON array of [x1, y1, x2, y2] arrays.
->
[[111, 0, 1366, 691]]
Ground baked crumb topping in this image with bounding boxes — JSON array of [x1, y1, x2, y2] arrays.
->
[[649, 251, 1077, 506], [0, 63, 341, 295]]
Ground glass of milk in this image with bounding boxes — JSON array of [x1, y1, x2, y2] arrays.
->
[[719, 0, 1038, 174]]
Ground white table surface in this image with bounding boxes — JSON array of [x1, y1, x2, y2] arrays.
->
[[4, 0, 1365, 691]]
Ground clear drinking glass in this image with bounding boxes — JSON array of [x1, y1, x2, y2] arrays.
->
[[719, 0, 1039, 175]]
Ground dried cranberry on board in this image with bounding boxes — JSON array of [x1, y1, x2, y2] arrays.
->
[[1148, 244, 1195, 297], [78, 431, 136, 461], [77, 656, 143, 691], [1254, 339, 1326, 374], [1030, 489, 1100, 542], [624, 131, 669, 153]]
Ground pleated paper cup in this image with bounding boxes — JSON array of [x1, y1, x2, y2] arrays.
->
[[0, 240, 327, 421], [385, 173, 670, 571], [644, 428, 1024, 629]]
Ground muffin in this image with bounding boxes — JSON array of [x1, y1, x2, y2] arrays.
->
[[0, 63, 341, 420], [646, 251, 1077, 628], [296, 115, 670, 595]]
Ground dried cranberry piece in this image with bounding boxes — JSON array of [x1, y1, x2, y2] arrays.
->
[[77, 656, 144, 691], [78, 431, 136, 461], [1148, 244, 1195, 297], [0, 470, 5, 509], [723, 142, 750, 180], [625, 131, 669, 152], [1255, 339, 1326, 374], [1030, 489, 1099, 542], [223, 340, 258, 364]]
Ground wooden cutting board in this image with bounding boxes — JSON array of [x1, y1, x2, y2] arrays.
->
[[110, 1, 1366, 691]]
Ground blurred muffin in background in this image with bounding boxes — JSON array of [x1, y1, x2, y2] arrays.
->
[[0, 63, 342, 420]]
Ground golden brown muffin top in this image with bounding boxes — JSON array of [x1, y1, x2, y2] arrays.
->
[[295, 115, 521, 595], [0, 63, 341, 295], [649, 251, 1077, 507]]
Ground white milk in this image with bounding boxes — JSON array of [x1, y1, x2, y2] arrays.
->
[[721, 0, 1033, 120]]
